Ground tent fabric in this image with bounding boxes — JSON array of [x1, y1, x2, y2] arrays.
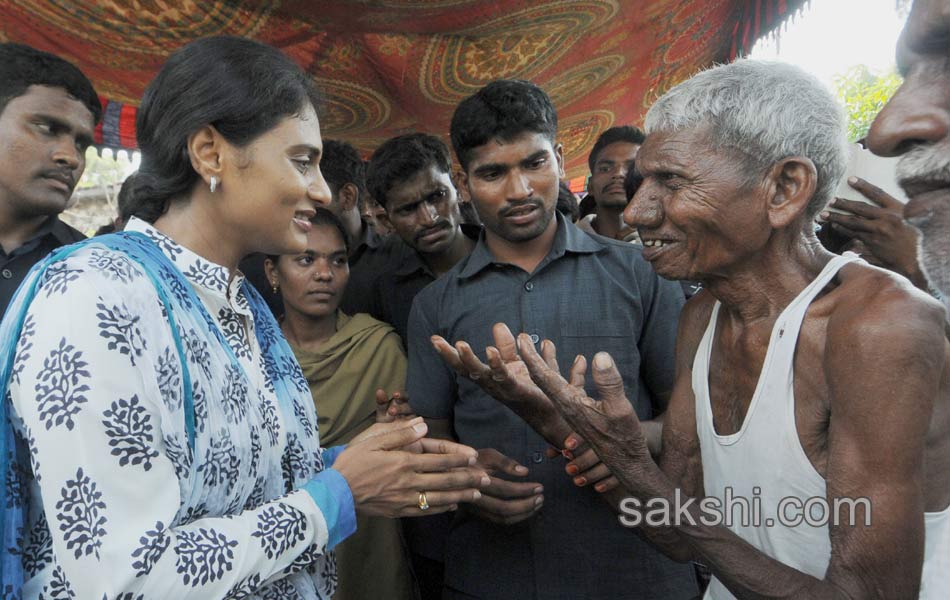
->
[[0, 0, 806, 177]]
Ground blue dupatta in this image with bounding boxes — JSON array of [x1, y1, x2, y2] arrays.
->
[[0, 231, 328, 594]]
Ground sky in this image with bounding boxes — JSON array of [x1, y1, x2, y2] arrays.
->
[[750, 0, 908, 87]]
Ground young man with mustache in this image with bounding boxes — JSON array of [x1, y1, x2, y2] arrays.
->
[[406, 79, 693, 599], [344, 133, 478, 345], [0, 43, 100, 315], [578, 125, 644, 243]]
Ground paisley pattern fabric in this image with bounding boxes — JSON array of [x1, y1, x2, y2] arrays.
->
[[0, 0, 805, 178], [0, 218, 355, 599]]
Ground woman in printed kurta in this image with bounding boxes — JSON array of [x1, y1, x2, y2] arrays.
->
[[265, 210, 416, 600], [0, 36, 484, 600]]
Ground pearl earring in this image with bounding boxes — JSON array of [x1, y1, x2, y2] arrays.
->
[[209, 176, 219, 193]]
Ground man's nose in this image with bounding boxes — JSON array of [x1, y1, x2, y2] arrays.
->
[[506, 172, 533, 201], [624, 184, 663, 228], [417, 201, 438, 225], [52, 137, 82, 170], [867, 79, 950, 157]]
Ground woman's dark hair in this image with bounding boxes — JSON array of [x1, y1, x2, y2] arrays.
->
[[132, 36, 321, 223], [267, 207, 350, 264]]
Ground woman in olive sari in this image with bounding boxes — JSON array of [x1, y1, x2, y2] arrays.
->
[[266, 208, 416, 600]]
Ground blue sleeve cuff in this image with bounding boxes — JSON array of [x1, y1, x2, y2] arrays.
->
[[302, 468, 357, 550], [322, 445, 345, 468]]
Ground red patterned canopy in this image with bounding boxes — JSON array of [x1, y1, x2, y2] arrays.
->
[[0, 0, 805, 179]]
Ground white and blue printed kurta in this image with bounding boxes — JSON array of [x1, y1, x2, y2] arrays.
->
[[4, 217, 355, 599]]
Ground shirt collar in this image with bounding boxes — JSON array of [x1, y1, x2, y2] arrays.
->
[[124, 217, 246, 304], [457, 212, 604, 280]]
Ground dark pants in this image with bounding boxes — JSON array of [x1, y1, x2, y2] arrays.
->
[[410, 552, 445, 600]]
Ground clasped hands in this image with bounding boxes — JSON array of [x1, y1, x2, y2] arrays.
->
[[431, 323, 663, 507], [333, 417, 489, 519]]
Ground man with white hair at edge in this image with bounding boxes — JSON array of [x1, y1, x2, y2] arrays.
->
[[460, 58, 950, 600]]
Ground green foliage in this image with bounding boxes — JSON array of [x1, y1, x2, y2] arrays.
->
[[833, 65, 902, 143]]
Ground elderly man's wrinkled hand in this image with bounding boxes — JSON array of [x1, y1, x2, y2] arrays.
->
[[430, 323, 562, 437], [516, 334, 660, 496]]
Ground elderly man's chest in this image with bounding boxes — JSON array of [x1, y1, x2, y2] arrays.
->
[[707, 315, 831, 477]]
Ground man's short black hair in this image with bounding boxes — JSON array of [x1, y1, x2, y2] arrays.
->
[[366, 133, 452, 209], [321, 139, 366, 197], [587, 125, 645, 173], [450, 79, 557, 171], [0, 43, 101, 124]]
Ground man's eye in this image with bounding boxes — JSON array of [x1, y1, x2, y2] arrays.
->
[[293, 158, 311, 173], [35, 122, 53, 135], [529, 158, 547, 169], [296, 256, 313, 265]]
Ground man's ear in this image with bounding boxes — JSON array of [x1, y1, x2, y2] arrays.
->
[[187, 125, 224, 189], [456, 168, 472, 203], [765, 156, 817, 229], [339, 182, 360, 213], [554, 143, 566, 179]]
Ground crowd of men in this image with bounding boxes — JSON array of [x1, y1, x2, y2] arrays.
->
[[1, 0, 947, 597]]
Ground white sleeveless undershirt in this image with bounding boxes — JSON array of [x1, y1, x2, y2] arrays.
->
[[693, 253, 950, 599]]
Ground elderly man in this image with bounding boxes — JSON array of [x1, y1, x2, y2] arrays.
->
[[454, 60, 949, 599], [867, 0, 950, 312]]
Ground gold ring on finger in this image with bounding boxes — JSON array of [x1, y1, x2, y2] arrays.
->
[[418, 491, 430, 511]]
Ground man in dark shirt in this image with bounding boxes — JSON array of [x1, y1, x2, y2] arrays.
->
[[0, 43, 100, 314], [342, 133, 477, 343], [407, 80, 696, 599], [321, 139, 385, 266]]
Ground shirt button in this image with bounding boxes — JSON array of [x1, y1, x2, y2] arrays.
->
[[524, 281, 534, 292], [532, 451, 544, 463], [529, 333, 540, 344], [1, 269, 11, 279]]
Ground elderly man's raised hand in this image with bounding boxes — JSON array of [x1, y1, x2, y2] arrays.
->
[[333, 417, 489, 518], [516, 334, 659, 496], [430, 323, 562, 438]]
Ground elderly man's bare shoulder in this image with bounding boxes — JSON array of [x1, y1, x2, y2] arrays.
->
[[824, 261, 946, 336]]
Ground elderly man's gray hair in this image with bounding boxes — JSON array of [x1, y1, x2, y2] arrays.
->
[[645, 60, 849, 218]]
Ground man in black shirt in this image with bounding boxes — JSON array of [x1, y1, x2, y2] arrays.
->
[[341, 133, 477, 343], [0, 43, 100, 314]]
